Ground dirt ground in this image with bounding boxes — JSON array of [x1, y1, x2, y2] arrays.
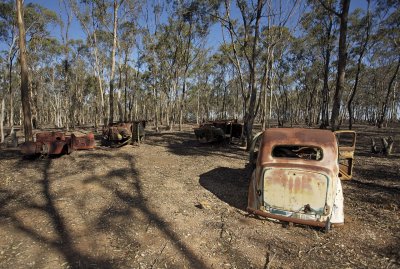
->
[[0, 124, 399, 269]]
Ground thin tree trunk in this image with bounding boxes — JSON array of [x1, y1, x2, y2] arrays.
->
[[124, 54, 128, 122], [0, 97, 4, 143], [390, 82, 397, 122], [268, 55, 275, 128], [109, 0, 119, 125], [179, 77, 186, 131], [8, 44, 17, 129], [196, 87, 200, 125], [321, 14, 333, 129], [378, 57, 400, 128], [330, 0, 350, 131], [16, 0, 33, 141], [348, 0, 370, 130]]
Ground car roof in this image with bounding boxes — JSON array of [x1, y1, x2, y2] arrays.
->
[[258, 128, 339, 174], [262, 128, 336, 146]]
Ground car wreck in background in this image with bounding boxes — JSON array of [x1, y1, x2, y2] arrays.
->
[[247, 128, 356, 232], [102, 121, 146, 147], [20, 131, 95, 157], [194, 120, 243, 143]]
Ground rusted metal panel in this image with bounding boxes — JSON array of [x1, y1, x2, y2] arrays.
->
[[263, 169, 329, 216], [20, 141, 45, 155], [248, 128, 346, 231], [71, 133, 95, 150], [36, 131, 66, 142]]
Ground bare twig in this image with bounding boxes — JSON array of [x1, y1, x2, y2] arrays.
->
[[150, 242, 167, 269], [263, 250, 276, 269]]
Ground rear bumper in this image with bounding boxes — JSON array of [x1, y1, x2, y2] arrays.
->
[[247, 207, 327, 228]]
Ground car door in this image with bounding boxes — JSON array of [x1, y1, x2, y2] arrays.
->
[[335, 130, 356, 180]]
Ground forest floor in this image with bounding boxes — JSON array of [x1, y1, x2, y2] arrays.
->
[[0, 123, 399, 269]]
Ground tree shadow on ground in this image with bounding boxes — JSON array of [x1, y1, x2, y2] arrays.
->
[[0, 148, 21, 160], [1, 150, 212, 268], [147, 131, 247, 161], [352, 165, 400, 186], [199, 166, 252, 210], [344, 178, 400, 208], [0, 159, 114, 269], [80, 152, 209, 268]]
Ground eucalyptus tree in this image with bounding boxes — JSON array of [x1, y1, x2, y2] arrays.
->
[[25, 5, 59, 128], [29, 37, 63, 126], [171, 1, 212, 131], [1, 0, 57, 133], [260, 25, 293, 129], [0, 0, 17, 132], [301, 1, 338, 128], [16, 0, 32, 141], [214, 0, 299, 148], [118, 20, 137, 122], [186, 52, 213, 124], [318, 0, 351, 131], [70, 0, 107, 125], [374, 0, 400, 128], [346, 1, 371, 129], [215, 0, 266, 148]]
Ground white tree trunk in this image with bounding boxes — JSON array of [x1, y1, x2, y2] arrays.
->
[[0, 97, 5, 143]]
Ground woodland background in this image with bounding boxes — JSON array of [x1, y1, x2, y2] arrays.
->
[[0, 0, 399, 147]]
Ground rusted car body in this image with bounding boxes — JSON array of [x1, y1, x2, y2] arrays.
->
[[247, 128, 355, 231], [20, 131, 95, 157], [194, 120, 243, 142], [102, 121, 146, 147]]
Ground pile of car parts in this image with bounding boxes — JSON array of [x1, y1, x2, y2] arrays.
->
[[247, 128, 356, 232], [20, 131, 95, 157], [102, 121, 146, 147], [194, 120, 243, 143]]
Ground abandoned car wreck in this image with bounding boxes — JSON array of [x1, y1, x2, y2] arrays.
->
[[247, 128, 356, 232], [20, 131, 95, 157], [102, 121, 146, 147], [193, 120, 243, 143]]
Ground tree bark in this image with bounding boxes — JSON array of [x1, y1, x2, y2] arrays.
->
[[243, 0, 263, 149], [109, 0, 119, 125], [0, 97, 4, 144], [330, 0, 350, 131], [7, 36, 17, 130], [320, 13, 333, 129], [16, 0, 33, 142]]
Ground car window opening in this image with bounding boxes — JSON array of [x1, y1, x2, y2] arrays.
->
[[272, 145, 323, 161]]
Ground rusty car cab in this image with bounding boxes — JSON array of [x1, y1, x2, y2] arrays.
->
[[247, 128, 354, 231]]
